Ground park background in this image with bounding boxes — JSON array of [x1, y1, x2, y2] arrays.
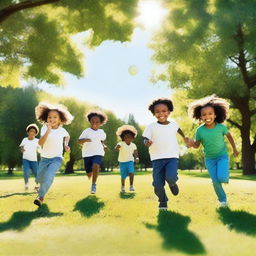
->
[[0, 0, 256, 256]]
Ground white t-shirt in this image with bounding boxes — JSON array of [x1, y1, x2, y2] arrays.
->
[[40, 125, 69, 158], [19, 137, 39, 161], [142, 121, 180, 161], [79, 128, 106, 157], [117, 141, 137, 162]]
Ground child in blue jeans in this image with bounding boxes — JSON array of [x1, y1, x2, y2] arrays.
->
[[19, 124, 40, 191], [34, 102, 73, 206], [115, 125, 139, 193], [143, 98, 189, 210], [188, 95, 239, 207]]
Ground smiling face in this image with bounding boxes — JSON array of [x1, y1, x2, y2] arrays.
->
[[47, 110, 61, 129], [27, 128, 37, 139], [90, 116, 102, 130], [200, 106, 216, 128], [153, 103, 170, 124]]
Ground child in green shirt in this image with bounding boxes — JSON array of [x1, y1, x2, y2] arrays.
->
[[188, 95, 239, 207]]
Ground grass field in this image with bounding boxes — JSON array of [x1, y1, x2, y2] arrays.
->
[[0, 171, 256, 256]]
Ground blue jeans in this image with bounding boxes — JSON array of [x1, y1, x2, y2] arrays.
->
[[205, 154, 229, 203], [152, 158, 179, 203], [37, 157, 63, 198], [22, 159, 38, 184]]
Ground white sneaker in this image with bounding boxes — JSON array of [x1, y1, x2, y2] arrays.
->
[[91, 184, 96, 194], [25, 183, 29, 191], [129, 186, 135, 192], [121, 186, 125, 193], [219, 201, 228, 208]]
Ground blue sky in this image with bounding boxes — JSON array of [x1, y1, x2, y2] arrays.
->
[[41, 1, 172, 125]]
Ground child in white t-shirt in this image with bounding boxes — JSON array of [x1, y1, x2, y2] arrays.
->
[[115, 125, 139, 193], [33, 102, 73, 207], [143, 98, 189, 210], [78, 110, 108, 194], [19, 123, 40, 191]]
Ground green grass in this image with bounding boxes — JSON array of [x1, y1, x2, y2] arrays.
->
[[0, 173, 256, 256]]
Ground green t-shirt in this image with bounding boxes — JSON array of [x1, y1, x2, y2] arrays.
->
[[195, 123, 229, 158]]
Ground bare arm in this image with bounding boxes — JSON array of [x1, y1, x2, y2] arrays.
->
[[177, 128, 189, 145], [143, 137, 153, 147], [19, 146, 25, 153], [133, 149, 139, 163], [39, 124, 51, 146], [64, 136, 70, 152], [115, 144, 121, 151], [78, 138, 91, 144], [226, 132, 239, 157]]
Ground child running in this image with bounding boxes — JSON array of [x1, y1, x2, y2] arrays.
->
[[143, 98, 189, 210], [78, 110, 107, 194], [115, 125, 139, 193], [19, 123, 40, 191], [188, 95, 239, 207], [34, 102, 73, 206]]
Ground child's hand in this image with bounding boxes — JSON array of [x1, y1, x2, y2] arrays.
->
[[46, 123, 53, 131], [64, 145, 70, 152], [187, 138, 195, 148], [20, 146, 25, 153], [144, 139, 153, 147]]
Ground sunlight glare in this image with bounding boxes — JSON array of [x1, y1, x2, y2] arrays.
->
[[136, 0, 168, 30]]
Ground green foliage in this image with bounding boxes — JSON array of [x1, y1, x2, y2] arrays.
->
[[0, 0, 138, 86], [0, 86, 39, 171]]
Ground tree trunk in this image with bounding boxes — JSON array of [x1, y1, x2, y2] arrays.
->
[[231, 97, 256, 175], [7, 167, 13, 175], [65, 157, 75, 174]]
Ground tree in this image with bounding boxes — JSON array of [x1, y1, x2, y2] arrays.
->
[[0, 0, 138, 86], [0, 86, 39, 173], [151, 0, 256, 174], [103, 111, 123, 171]]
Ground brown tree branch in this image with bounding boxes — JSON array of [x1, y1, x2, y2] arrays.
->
[[227, 119, 242, 130], [0, 0, 59, 24]]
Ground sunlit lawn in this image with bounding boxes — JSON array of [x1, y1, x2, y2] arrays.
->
[[0, 171, 256, 256]]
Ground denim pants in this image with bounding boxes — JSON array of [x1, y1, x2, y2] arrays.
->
[[205, 154, 229, 203], [22, 159, 38, 184], [152, 158, 179, 203], [37, 157, 63, 198]]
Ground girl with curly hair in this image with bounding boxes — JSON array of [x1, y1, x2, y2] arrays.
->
[[188, 95, 239, 207], [33, 102, 73, 206], [115, 125, 139, 193], [78, 110, 108, 194]]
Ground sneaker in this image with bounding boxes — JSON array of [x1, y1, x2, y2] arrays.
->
[[219, 201, 228, 208], [170, 183, 179, 196], [129, 185, 135, 192], [121, 186, 125, 193], [159, 202, 168, 211], [25, 183, 29, 191], [34, 197, 43, 207], [91, 184, 96, 194]]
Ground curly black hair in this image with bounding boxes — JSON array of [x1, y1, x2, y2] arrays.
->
[[86, 110, 108, 124], [148, 98, 174, 114], [188, 95, 229, 123], [120, 130, 136, 140], [35, 102, 73, 124]]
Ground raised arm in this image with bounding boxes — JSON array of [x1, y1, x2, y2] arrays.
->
[[226, 132, 239, 157], [39, 124, 51, 146]]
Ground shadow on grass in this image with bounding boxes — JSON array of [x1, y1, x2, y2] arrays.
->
[[73, 196, 105, 217], [119, 192, 136, 199], [0, 192, 36, 198], [0, 204, 63, 232], [217, 207, 256, 236], [145, 211, 206, 255]]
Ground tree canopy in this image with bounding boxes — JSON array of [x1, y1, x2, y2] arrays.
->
[[151, 0, 256, 174], [0, 0, 138, 86]]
